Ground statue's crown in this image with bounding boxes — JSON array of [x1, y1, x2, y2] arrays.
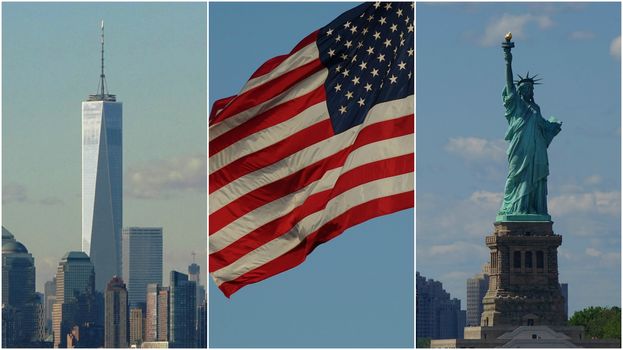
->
[[515, 72, 542, 86]]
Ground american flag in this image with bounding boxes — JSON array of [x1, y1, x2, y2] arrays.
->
[[210, 2, 414, 297]]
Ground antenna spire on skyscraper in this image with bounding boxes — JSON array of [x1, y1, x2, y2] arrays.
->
[[90, 20, 115, 101], [100, 20, 106, 96]]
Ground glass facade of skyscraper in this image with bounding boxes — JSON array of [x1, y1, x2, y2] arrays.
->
[[104, 276, 128, 348], [2, 227, 37, 347], [122, 227, 163, 307], [169, 271, 196, 348], [82, 100, 123, 291], [52, 251, 96, 348]]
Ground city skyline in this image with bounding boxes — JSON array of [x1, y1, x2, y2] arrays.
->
[[3, 2, 206, 293]]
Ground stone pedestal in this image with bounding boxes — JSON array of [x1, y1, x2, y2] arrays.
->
[[480, 221, 566, 327]]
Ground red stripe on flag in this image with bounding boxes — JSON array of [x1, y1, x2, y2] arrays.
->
[[209, 114, 414, 232], [210, 58, 324, 125], [209, 95, 236, 122], [210, 153, 414, 272], [216, 190, 414, 298], [209, 85, 327, 157], [209, 119, 334, 194], [249, 31, 319, 80]]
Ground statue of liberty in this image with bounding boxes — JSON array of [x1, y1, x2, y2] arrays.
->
[[497, 33, 562, 222]]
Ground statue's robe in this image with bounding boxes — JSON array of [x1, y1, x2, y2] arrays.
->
[[498, 86, 561, 216]]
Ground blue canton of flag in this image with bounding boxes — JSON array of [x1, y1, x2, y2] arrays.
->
[[317, 2, 414, 133]]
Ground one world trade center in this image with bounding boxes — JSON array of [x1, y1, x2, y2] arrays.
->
[[82, 21, 122, 291]]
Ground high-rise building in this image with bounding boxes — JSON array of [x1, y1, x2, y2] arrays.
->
[[169, 271, 196, 348], [44, 277, 57, 337], [34, 293, 46, 342], [188, 260, 206, 330], [52, 251, 96, 348], [82, 21, 123, 291], [561, 283, 568, 321], [196, 299, 207, 348], [145, 284, 158, 342], [3, 305, 16, 347], [122, 227, 163, 307], [416, 272, 465, 340], [157, 287, 170, 342], [145, 284, 169, 342], [466, 264, 490, 326], [105, 276, 128, 348], [129, 307, 144, 347], [188, 261, 200, 284], [2, 227, 37, 347]]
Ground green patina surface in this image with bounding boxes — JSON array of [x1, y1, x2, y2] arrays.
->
[[495, 214, 551, 222], [497, 38, 562, 222]]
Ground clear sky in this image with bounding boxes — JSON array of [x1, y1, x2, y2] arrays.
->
[[2, 3, 207, 292], [417, 2, 620, 316], [209, 2, 414, 348]]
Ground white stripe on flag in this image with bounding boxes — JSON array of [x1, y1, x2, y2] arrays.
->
[[210, 133, 413, 254], [209, 101, 329, 173], [212, 171, 414, 286], [240, 43, 320, 94]]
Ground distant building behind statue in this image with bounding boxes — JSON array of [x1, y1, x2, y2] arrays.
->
[[561, 283, 568, 321], [416, 271, 466, 340], [466, 264, 489, 326]]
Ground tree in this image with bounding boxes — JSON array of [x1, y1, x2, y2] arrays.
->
[[569, 306, 621, 339], [416, 338, 431, 348]]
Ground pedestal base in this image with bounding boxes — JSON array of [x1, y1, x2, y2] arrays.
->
[[495, 214, 551, 222], [481, 221, 566, 327], [430, 325, 621, 348]]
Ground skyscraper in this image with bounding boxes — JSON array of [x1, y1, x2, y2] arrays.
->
[[44, 277, 57, 337], [169, 271, 196, 348], [129, 307, 144, 347], [157, 287, 170, 342], [34, 293, 46, 343], [122, 227, 163, 307], [561, 283, 569, 321], [104, 276, 128, 348], [188, 260, 200, 284], [82, 21, 123, 291], [145, 284, 169, 342], [416, 272, 465, 340], [52, 251, 96, 348], [2, 227, 37, 347], [188, 260, 206, 347], [466, 264, 490, 326], [196, 299, 207, 348]]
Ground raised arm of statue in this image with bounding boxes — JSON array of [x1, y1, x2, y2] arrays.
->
[[503, 32, 515, 94]]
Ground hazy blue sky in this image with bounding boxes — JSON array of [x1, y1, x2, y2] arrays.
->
[[3, 2, 207, 292], [209, 2, 414, 347], [417, 2, 620, 315]]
